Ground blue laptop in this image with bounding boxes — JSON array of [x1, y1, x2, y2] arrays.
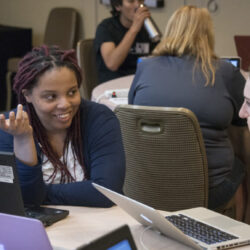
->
[[77, 225, 137, 250]]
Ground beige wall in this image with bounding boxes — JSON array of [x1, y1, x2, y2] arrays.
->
[[0, 0, 249, 56]]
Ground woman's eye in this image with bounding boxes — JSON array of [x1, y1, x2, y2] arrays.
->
[[68, 89, 77, 96], [44, 94, 56, 100]]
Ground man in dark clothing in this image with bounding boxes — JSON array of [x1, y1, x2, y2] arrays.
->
[[94, 0, 157, 84]]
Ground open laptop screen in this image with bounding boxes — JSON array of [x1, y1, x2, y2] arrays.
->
[[77, 225, 137, 250], [221, 57, 241, 69], [108, 239, 133, 250], [0, 151, 69, 226], [0, 151, 25, 216]]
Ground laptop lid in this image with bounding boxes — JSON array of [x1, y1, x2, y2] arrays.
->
[[221, 56, 241, 69], [93, 183, 250, 250], [0, 212, 53, 250], [92, 183, 201, 250], [0, 151, 69, 226], [77, 225, 137, 250], [0, 151, 26, 216]]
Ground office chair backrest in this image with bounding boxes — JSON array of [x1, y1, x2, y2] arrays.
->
[[5, 7, 79, 111], [115, 104, 209, 211], [77, 39, 99, 100], [44, 7, 79, 49]]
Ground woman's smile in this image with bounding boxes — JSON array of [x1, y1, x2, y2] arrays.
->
[[24, 66, 81, 133], [54, 111, 73, 123]]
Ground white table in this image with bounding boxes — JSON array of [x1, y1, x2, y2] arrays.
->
[[46, 205, 193, 250], [46, 206, 250, 250], [91, 75, 134, 111]]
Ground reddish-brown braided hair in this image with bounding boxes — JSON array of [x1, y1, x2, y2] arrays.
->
[[13, 45, 86, 183]]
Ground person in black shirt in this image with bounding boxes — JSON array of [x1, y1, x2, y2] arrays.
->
[[94, 0, 157, 84]]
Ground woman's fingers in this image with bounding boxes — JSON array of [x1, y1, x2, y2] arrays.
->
[[15, 104, 23, 127], [0, 114, 7, 130], [8, 111, 16, 130], [0, 104, 32, 136], [22, 110, 32, 129], [0, 104, 32, 137]]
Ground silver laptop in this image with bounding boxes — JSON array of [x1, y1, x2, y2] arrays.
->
[[93, 183, 250, 250]]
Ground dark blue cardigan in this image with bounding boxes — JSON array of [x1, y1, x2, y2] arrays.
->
[[0, 100, 126, 207]]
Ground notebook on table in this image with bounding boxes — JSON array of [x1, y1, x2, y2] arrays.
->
[[0, 212, 53, 250], [93, 183, 250, 250], [77, 224, 137, 250], [0, 151, 69, 227]]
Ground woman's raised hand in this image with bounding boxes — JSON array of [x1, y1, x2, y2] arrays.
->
[[0, 104, 33, 138], [0, 104, 38, 166]]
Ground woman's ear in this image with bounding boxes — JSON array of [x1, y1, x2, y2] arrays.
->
[[115, 5, 121, 12], [22, 89, 32, 103]]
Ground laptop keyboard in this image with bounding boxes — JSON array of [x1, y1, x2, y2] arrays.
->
[[25, 210, 56, 226], [24, 207, 69, 227], [25, 210, 53, 220], [166, 214, 238, 245]]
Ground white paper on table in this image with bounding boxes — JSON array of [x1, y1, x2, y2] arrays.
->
[[109, 98, 128, 105]]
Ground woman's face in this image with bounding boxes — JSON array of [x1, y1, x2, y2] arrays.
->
[[24, 67, 81, 135], [117, 0, 143, 27], [239, 77, 250, 130]]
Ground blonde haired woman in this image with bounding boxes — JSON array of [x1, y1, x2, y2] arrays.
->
[[129, 6, 247, 219]]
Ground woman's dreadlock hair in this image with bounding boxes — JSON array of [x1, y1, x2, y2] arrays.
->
[[13, 45, 86, 183]]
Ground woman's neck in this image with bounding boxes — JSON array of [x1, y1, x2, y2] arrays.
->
[[47, 131, 67, 157], [119, 15, 132, 29]]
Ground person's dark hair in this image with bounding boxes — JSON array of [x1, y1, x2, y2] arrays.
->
[[13, 45, 86, 183], [110, 0, 122, 16]]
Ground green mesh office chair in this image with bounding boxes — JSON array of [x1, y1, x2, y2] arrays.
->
[[115, 104, 209, 211], [76, 38, 99, 100]]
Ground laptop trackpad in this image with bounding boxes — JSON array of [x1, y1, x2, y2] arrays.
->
[[205, 216, 241, 228], [204, 216, 250, 237]]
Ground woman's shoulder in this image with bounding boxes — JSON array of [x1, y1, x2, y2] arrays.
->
[[216, 58, 244, 80], [97, 16, 118, 29], [139, 55, 162, 63], [217, 58, 235, 70], [80, 100, 116, 120], [139, 55, 190, 66], [137, 56, 166, 69], [79, 100, 120, 138]]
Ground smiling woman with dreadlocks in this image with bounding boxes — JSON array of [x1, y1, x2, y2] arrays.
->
[[0, 45, 125, 207]]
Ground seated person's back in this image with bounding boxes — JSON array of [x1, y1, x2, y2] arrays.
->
[[129, 5, 247, 213]]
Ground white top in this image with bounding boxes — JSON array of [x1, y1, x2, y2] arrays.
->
[[42, 142, 84, 184]]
